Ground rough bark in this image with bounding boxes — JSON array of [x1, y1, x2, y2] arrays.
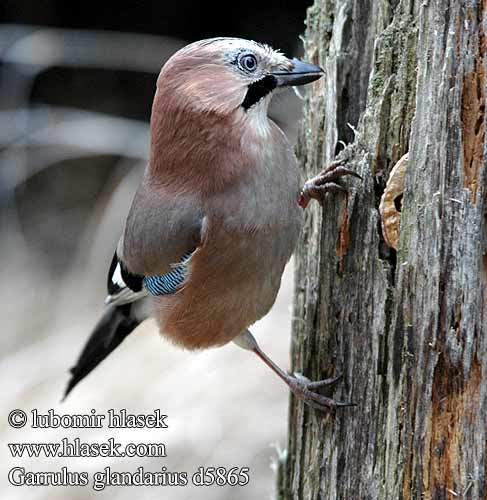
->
[[280, 1, 487, 499]]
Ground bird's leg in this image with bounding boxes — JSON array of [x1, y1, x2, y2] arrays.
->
[[233, 330, 354, 412], [298, 159, 362, 208]]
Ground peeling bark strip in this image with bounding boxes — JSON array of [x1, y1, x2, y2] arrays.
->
[[280, 1, 487, 500], [425, 357, 483, 499]]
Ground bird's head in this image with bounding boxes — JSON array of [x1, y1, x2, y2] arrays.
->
[[156, 37, 323, 120]]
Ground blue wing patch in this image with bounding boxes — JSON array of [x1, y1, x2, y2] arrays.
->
[[143, 251, 194, 296]]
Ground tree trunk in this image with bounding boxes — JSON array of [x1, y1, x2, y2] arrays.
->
[[280, 1, 487, 499]]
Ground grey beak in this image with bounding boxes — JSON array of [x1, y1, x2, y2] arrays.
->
[[272, 58, 324, 87]]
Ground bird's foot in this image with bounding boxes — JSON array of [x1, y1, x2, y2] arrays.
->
[[286, 372, 355, 412], [298, 159, 362, 208], [246, 331, 355, 413]]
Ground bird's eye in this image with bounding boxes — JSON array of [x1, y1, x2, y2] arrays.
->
[[239, 54, 258, 72]]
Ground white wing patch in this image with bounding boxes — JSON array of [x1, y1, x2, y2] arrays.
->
[[106, 254, 148, 306], [111, 263, 126, 289]]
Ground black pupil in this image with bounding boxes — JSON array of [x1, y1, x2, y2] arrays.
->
[[243, 55, 256, 70]]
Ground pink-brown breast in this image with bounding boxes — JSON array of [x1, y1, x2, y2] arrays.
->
[[151, 119, 303, 349]]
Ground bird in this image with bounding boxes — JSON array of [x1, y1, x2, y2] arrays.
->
[[64, 37, 360, 411]]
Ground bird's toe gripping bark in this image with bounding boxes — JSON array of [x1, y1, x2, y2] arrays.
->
[[286, 372, 355, 412], [298, 159, 362, 208], [293, 371, 342, 388]]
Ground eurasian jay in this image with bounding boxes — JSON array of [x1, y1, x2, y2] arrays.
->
[[64, 38, 359, 411]]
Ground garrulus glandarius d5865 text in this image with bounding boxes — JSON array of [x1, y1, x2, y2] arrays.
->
[[64, 38, 360, 411]]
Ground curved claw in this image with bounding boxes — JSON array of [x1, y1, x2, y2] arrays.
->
[[317, 165, 362, 184], [306, 373, 343, 389], [335, 167, 363, 180]]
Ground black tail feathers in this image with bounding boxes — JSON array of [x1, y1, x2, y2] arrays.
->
[[63, 303, 141, 400]]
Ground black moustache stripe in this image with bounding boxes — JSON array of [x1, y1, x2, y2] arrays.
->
[[241, 75, 277, 110]]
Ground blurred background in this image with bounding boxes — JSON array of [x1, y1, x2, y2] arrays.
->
[[0, 1, 312, 499]]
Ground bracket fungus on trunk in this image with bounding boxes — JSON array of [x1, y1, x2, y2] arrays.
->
[[379, 153, 408, 250]]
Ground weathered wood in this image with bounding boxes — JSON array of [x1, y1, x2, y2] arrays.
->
[[280, 1, 487, 499]]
